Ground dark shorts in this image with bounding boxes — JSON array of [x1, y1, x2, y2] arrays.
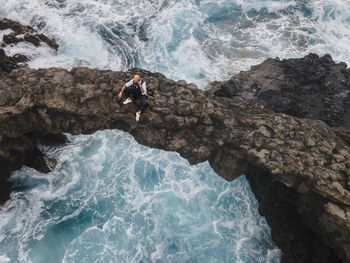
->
[[124, 86, 147, 112]]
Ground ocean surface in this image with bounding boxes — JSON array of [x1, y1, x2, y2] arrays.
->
[[0, 1, 350, 262]]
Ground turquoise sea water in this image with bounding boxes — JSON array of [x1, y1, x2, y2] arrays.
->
[[0, 131, 280, 262], [1, 1, 350, 262]]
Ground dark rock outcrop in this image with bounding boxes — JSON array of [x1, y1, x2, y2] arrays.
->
[[0, 18, 59, 50], [206, 54, 350, 263], [0, 18, 59, 74], [0, 131, 68, 203], [246, 171, 343, 263], [206, 53, 350, 128], [0, 59, 350, 262], [0, 48, 21, 74]]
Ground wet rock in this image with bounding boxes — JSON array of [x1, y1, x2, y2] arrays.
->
[[0, 48, 20, 74], [36, 33, 59, 50], [0, 18, 59, 50], [0, 19, 58, 75]]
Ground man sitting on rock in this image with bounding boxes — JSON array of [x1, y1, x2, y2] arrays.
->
[[118, 74, 147, 122]]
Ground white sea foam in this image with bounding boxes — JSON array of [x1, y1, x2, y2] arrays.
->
[[236, 0, 297, 12], [0, 255, 11, 263], [0, 130, 281, 262]]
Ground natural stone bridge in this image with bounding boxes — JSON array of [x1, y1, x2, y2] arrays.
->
[[1, 60, 350, 262]]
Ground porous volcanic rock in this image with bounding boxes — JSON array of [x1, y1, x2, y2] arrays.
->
[[0, 62, 350, 262]]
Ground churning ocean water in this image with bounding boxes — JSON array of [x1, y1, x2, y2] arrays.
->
[[1, 1, 350, 262]]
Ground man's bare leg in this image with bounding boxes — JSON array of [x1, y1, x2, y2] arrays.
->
[[136, 110, 141, 121]]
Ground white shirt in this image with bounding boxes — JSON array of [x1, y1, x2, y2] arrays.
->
[[125, 79, 147, 95]]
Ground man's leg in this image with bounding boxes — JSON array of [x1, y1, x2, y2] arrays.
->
[[135, 95, 146, 122], [123, 87, 137, 104], [124, 87, 135, 99], [139, 95, 147, 113]]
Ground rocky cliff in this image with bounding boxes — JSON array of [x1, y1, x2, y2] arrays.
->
[[0, 18, 61, 204], [206, 54, 350, 262], [0, 19, 350, 263], [0, 61, 349, 262]]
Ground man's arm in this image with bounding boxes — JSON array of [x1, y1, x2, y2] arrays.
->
[[118, 79, 133, 99], [139, 82, 145, 94], [118, 85, 126, 99], [139, 81, 146, 95]]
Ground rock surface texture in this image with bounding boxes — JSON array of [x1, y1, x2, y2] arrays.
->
[[206, 54, 350, 262], [0, 49, 350, 261], [206, 54, 350, 128]]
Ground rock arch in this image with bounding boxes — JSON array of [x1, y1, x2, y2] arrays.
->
[[1, 65, 349, 262]]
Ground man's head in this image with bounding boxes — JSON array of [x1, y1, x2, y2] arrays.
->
[[133, 75, 140, 83]]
